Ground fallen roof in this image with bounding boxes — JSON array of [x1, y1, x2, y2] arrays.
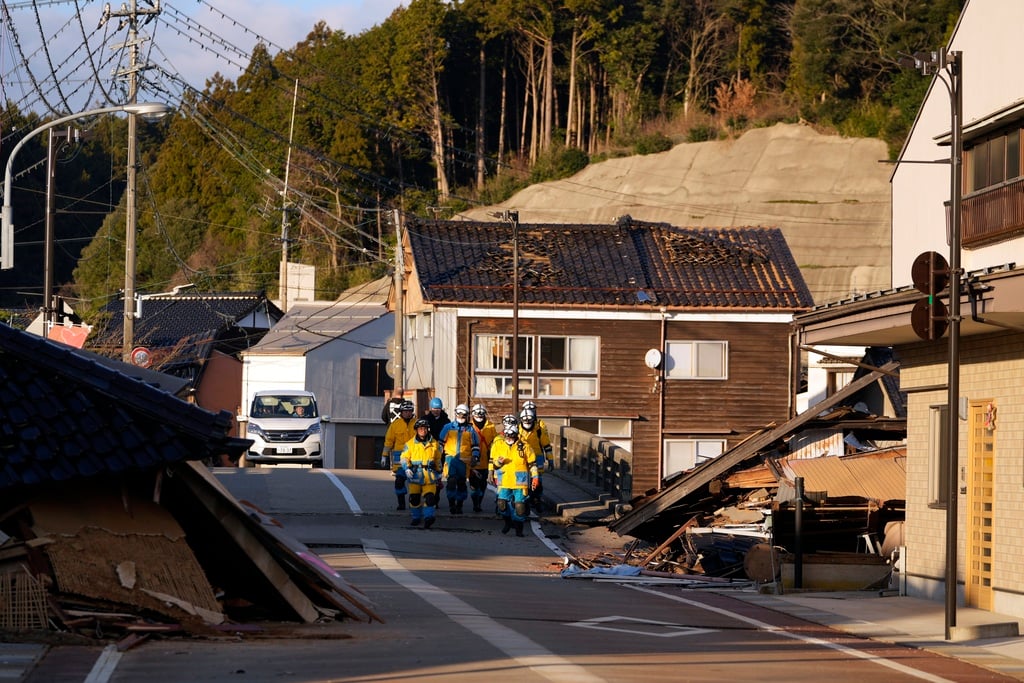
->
[[609, 359, 900, 538], [0, 322, 249, 492]]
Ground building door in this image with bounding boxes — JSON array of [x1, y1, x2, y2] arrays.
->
[[965, 400, 996, 610]]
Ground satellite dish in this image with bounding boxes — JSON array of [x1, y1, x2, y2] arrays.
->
[[644, 348, 662, 369]]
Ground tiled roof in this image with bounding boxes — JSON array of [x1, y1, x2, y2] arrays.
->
[[95, 291, 276, 349], [407, 218, 813, 310], [0, 323, 250, 493]]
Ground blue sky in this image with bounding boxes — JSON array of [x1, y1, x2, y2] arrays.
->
[[0, 0, 408, 111], [164, 0, 408, 87]]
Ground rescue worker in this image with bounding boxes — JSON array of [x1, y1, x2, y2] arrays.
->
[[400, 418, 443, 528], [468, 403, 496, 512], [381, 386, 405, 424], [381, 400, 416, 510], [519, 402, 553, 514], [438, 403, 479, 514], [422, 396, 450, 441], [489, 415, 538, 537]]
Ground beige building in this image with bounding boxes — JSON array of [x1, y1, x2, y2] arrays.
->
[[798, 0, 1024, 618]]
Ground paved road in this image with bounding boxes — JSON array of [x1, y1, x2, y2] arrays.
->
[[15, 467, 1016, 683]]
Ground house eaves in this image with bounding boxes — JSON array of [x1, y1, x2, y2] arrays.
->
[[797, 264, 1024, 347], [609, 360, 899, 538]]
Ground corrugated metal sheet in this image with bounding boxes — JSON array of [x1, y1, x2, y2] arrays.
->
[[777, 450, 906, 504]]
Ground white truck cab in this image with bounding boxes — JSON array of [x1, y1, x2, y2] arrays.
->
[[243, 390, 323, 467]]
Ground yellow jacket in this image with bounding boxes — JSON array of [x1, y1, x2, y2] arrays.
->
[[400, 436, 442, 485], [489, 438, 538, 490], [383, 417, 416, 471]]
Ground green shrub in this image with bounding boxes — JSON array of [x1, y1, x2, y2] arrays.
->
[[529, 146, 590, 183], [633, 132, 673, 155], [686, 124, 719, 143]]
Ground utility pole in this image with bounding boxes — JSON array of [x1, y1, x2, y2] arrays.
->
[[104, 0, 160, 362], [393, 209, 404, 392], [280, 79, 298, 313]]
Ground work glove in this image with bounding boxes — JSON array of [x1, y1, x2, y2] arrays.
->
[[380, 455, 388, 469], [531, 477, 540, 490], [404, 469, 415, 480]]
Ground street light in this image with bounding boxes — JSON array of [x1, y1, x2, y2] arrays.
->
[[1, 101, 171, 347]]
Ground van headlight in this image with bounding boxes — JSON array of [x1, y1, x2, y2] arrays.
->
[[303, 422, 321, 439], [247, 423, 267, 438]]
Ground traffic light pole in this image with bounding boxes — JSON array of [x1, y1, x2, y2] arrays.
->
[[944, 49, 963, 642]]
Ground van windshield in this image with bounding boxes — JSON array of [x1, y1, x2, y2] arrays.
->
[[251, 395, 318, 418]]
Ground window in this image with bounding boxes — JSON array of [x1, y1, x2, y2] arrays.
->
[[663, 439, 726, 479], [665, 341, 728, 379], [929, 404, 949, 507], [420, 312, 432, 338], [967, 128, 1022, 193], [406, 314, 417, 340], [473, 333, 598, 399], [359, 358, 392, 397]]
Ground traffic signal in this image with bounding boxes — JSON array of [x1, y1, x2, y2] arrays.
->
[[910, 251, 950, 341]]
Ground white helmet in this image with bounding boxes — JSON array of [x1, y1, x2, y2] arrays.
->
[[455, 403, 470, 420], [520, 408, 535, 428], [471, 403, 487, 418]]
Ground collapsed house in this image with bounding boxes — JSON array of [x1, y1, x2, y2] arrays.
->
[[607, 355, 906, 588], [0, 324, 379, 644]]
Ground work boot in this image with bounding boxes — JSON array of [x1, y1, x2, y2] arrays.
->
[[410, 517, 420, 526], [472, 500, 482, 513], [424, 517, 435, 529], [514, 521, 524, 537], [501, 518, 512, 534], [396, 494, 406, 511], [455, 500, 464, 514]]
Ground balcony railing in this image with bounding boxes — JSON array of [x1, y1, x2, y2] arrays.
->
[[957, 177, 1024, 247]]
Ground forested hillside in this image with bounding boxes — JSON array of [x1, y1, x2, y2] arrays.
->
[[0, 0, 964, 316]]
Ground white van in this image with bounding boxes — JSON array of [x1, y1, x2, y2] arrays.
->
[[244, 390, 323, 467]]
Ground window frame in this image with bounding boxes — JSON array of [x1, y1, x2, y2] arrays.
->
[[472, 333, 599, 400], [662, 438, 727, 479], [928, 403, 950, 508], [664, 340, 729, 380]]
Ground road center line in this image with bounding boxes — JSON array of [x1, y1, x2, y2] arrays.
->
[[625, 585, 955, 683], [318, 470, 363, 514], [362, 538, 605, 683]]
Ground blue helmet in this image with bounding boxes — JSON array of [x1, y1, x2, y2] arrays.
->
[[429, 397, 443, 410]]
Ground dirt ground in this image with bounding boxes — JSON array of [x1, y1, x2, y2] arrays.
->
[[458, 123, 892, 307]]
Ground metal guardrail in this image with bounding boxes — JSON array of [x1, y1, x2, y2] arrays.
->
[[556, 426, 632, 502]]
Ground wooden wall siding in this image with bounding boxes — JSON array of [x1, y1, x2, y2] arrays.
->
[[457, 316, 794, 494]]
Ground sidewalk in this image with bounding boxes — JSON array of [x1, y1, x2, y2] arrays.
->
[[539, 468, 1024, 681]]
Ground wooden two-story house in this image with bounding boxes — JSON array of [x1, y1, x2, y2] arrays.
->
[[797, 2, 1024, 617], [397, 217, 812, 494]]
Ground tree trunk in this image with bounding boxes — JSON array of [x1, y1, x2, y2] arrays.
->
[[497, 43, 508, 176], [476, 43, 486, 190], [542, 38, 554, 152], [565, 26, 577, 148]]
